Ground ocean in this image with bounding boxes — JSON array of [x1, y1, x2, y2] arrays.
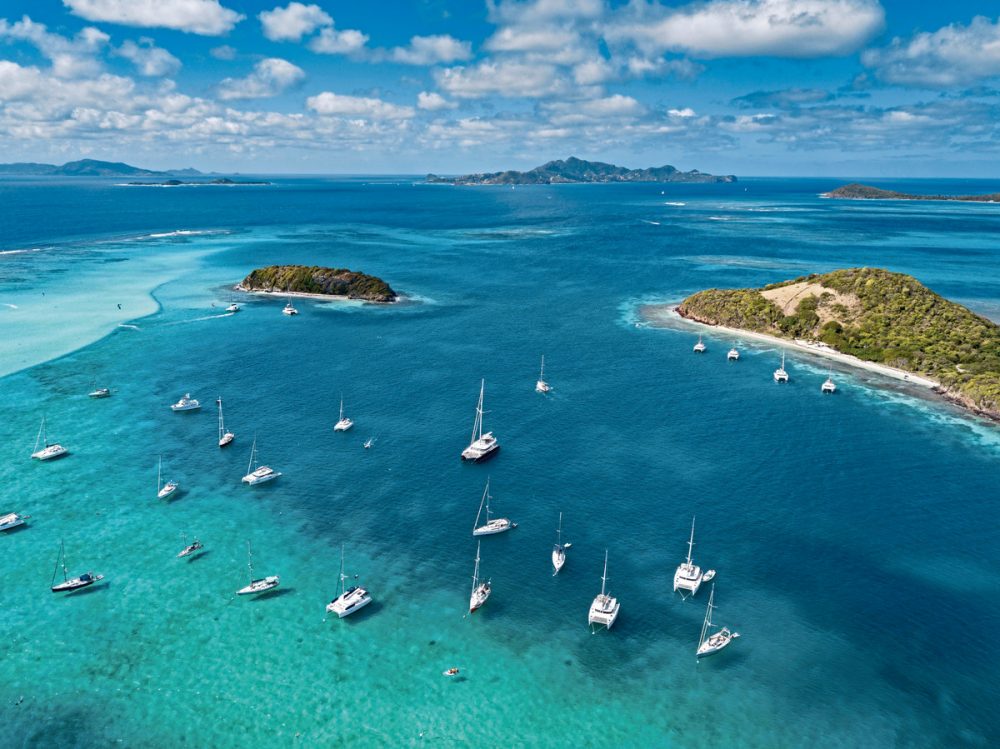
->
[[1, 175, 998, 747]]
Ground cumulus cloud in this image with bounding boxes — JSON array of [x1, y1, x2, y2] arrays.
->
[[417, 91, 457, 111], [218, 58, 304, 100], [210, 44, 236, 60], [731, 88, 833, 108], [435, 60, 567, 98], [486, 26, 579, 53], [306, 92, 415, 119], [488, 0, 605, 25], [116, 38, 181, 76], [0, 16, 108, 78], [862, 16, 1000, 88], [259, 2, 331, 42], [63, 0, 244, 35], [389, 35, 472, 65], [309, 27, 368, 55]]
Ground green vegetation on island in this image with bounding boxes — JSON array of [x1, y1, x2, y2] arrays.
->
[[677, 268, 1000, 420], [823, 183, 1000, 202], [427, 156, 736, 185], [239, 265, 397, 303], [127, 177, 271, 186], [0, 159, 202, 177]]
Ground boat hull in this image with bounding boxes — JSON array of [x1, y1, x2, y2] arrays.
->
[[472, 520, 513, 536], [552, 548, 565, 574], [237, 576, 280, 595], [461, 443, 500, 462], [697, 630, 740, 657], [51, 573, 103, 592], [219, 433, 235, 447], [588, 596, 620, 630], [327, 589, 373, 618], [32, 445, 68, 461], [242, 469, 281, 485]]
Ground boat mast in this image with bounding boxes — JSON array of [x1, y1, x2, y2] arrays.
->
[[247, 435, 257, 474], [474, 478, 489, 532], [247, 540, 254, 583], [52, 540, 68, 585], [686, 516, 696, 566], [157, 455, 162, 493], [540, 355, 545, 380], [34, 417, 45, 454], [556, 511, 562, 547], [217, 397, 225, 440], [339, 395, 344, 422], [470, 380, 485, 444], [339, 544, 346, 597], [471, 541, 482, 595], [600, 549, 609, 597], [699, 584, 716, 650]]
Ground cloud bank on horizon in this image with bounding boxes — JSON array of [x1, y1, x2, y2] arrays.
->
[[0, 0, 998, 175]]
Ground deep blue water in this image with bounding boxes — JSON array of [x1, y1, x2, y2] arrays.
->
[[1, 176, 998, 747]]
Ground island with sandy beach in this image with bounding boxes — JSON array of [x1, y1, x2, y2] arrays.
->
[[238, 265, 397, 303], [822, 183, 1000, 203], [659, 267, 1000, 421]]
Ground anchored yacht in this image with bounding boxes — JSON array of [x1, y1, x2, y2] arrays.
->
[[156, 455, 178, 500], [171, 393, 201, 411], [0, 512, 29, 532], [31, 417, 67, 461], [674, 517, 715, 596], [535, 355, 552, 393], [551, 511, 571, 575], [461, 379, 499, 462], [727, 347, 740, 361], [282, 301, 298, 316], [697, 584, 740, 657], [334, 396, 354, 432], [50, 540, 103, 593], [822, 376, 836, 393], [241, 436, 281, 485], [588, 550, 620, 630], [468, 541, 491, 613], [472, 477, 516, 536], [217, 397, 235, 447], [236, 540, 279, 595], [326, 545, 373, 618], [773, 353, 789, 383], [693, 336, 706, 353]]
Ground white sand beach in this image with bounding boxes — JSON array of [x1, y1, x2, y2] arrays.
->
[[234, 285, 398, 304]]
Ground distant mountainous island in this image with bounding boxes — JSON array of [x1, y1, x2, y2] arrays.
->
[[127, 177, 271, 187], [426, 157, 736, 185], [0, 159, 201, 177], [676, 267, 1000, 421], [238, 265, 397, 303], [823, 183, 1000, 202]]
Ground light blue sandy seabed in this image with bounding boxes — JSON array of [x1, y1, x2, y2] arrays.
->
[[1, 176, 999, 748]]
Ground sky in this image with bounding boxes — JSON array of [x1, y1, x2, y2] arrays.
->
[[1, 0, 1000, 176]]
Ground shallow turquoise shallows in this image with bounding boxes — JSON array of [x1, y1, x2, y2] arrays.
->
[[1, 176, 999, 748]]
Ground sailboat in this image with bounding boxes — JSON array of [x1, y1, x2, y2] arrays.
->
[[727, 345, 740, 361], [535, 355, 552, 393], [674, 517, 715, 596], [31, 417, 67, 461], [241, 435, 281, 485], [236, 540, 280, 595], [697, 583, 740, 657], [0, 512, 29, 532], [551, 511, 571, 575], [170, 393, 201, 411], [88, 378, 111, 398], [588, 549, 620, 630], [217, 397, 235, 447], [461, 379, 499, 461], [177, 537, 204, 558], [326, 544, 373, 618], [157, 455, 178, 500], [50, 540, 103, 592], [468, 540, 491, 613], [693, 335, 706, 353], [282, 300, 298, 316], [333, 396, 354, 432], [363, 436, 376, 449], [472, 477, 516, 536], [821, 374, 837, 393], [773, 352, 789, 383]]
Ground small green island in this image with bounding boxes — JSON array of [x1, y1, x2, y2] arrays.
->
[[676, 267, 1000, 421], [238, 265, 397, 303], [823, 183, 1000, 202], [127, 178, 271, 186], [427, 156, 735, 185]]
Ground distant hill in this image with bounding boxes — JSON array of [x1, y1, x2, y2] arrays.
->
[[238, 265, 397, 303], [0, 159, 202, 177], [823, 183, 1000, 202], [427, 156, 736, 185]]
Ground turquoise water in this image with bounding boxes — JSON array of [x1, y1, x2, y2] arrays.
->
[[2, 177, 999, 747]]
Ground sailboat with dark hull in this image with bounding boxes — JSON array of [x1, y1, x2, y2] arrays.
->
[[50, 540, 103, 592]]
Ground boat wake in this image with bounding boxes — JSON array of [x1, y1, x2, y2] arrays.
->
[[663, 201, 686, 207], [1, 303, 18, 309], [117, 323, 140, 330], [641, 219, 661, 226], [0, 247, 46, 256], [162, 312, 235, 326]]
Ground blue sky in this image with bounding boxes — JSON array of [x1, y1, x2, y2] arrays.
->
[[1, 0, 1000, 175]]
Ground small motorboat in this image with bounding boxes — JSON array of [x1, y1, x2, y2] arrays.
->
[[226, 302, 240, 313], [702, 569, 716, 583], [0, 512, 29, 532], [443, 668, 460, 677], [170, 393, 201, 411]]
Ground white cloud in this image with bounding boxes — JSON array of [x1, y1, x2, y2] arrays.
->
[[306, 92, 415, 119], [417, 91, 456, 111], [390, 35, 472, 65], [210, 44, 236, 60], [572, 58, 615, 85], [259, 2, 331, 42], [63, 0, 244, 36], [607, 0, 885, 58], [116, 38, 181, 76], [489, 0, 604, 25], [309, 27, 368, 55], [862, 16, 1000, 88], [486, 26, 578, 53], [218, 58, 304, 100], [0, 16, 109, 78], [435, 60, 567, 98]]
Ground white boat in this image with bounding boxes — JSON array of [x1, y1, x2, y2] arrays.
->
[[363, 436, 375, 449], [822, 375, 836, 393], [31, 417, 67, 461], [326, 544, 372, 618], [282, 301, 298, 316], [171, 393, 201, 411], [226, 302, 240, 313], [177, 538, 203, 558], [333, 396, 354, 432], [468, 540, 491, 613], [693, 335, 706, 353], [773, 352, 789, 383], [552, 511, 571, 575], [88, 381, 111, 398], [241, 435, 281, 485], [0, 512, 29, 532], [156, 455, 178, 500], [697, 583, 740, 657], [50, 540, 103, 593], [472, 477, 516, 536], [236, 540, 280, 595], [217, 397, 235, 447], [588, 549, 620, 630], [727, 347, 740, 361], [674, 517, 715, 596], [535, 355, 552, 393], [461, 379, 499, 462]]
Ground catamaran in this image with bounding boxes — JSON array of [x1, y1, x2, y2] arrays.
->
[[468, 540, 491, 613], [171, 393, 201, 411], [773, 352, 789, 383], [334, 396, 353, 432], [217, 397, 235, 447], [727, 346, 740, 361], [282, 301, 298, 316], [0, 512, 29, 532], [326, 544, 372, 618], [31, 417, 67, 461], [674, 517, 715, 596], [472, 477, 516, 536], [157, 455, 178, 500], [50, 540, 103, 592], [241, 435, 281, 485], [237, 540, 280, 595], [552, 511, 571, 575], [461, 379, 499, 462], [697, 583, 740, 657], [535, 355, 551, 393], [588, 550, 620, 630], [693, 335, 706, 353], [822, 375, 836, 393]]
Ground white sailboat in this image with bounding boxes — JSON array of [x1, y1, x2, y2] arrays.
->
[[674, 517, 715, 596], [282, 300, 298, 316], [697, 583, 740, 657], [177, 537, 203, 558], [236, 540, 280, 595], [334, 396, 354, 432], [0, 512, 29, 532], [468, 540, 491, 613], [326, 544, 372, 618], [31, 417, 67, 461], [693, 335, 706, 353], [822, 374, 836, 393], [773, 352, 789, 383], [552, 511, 571, 575], [88, 378, 111, 398], [588, 549, 620, 630], [535, 355, 551, 393], [241, 435, 281, 485], [50, 540, 103, 593], [157, 455, 178, 500], [171, 393, 201, 411], [472, 477, 516, 536], [217, 397, 235, 447], [461, 379, 499, 461]]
